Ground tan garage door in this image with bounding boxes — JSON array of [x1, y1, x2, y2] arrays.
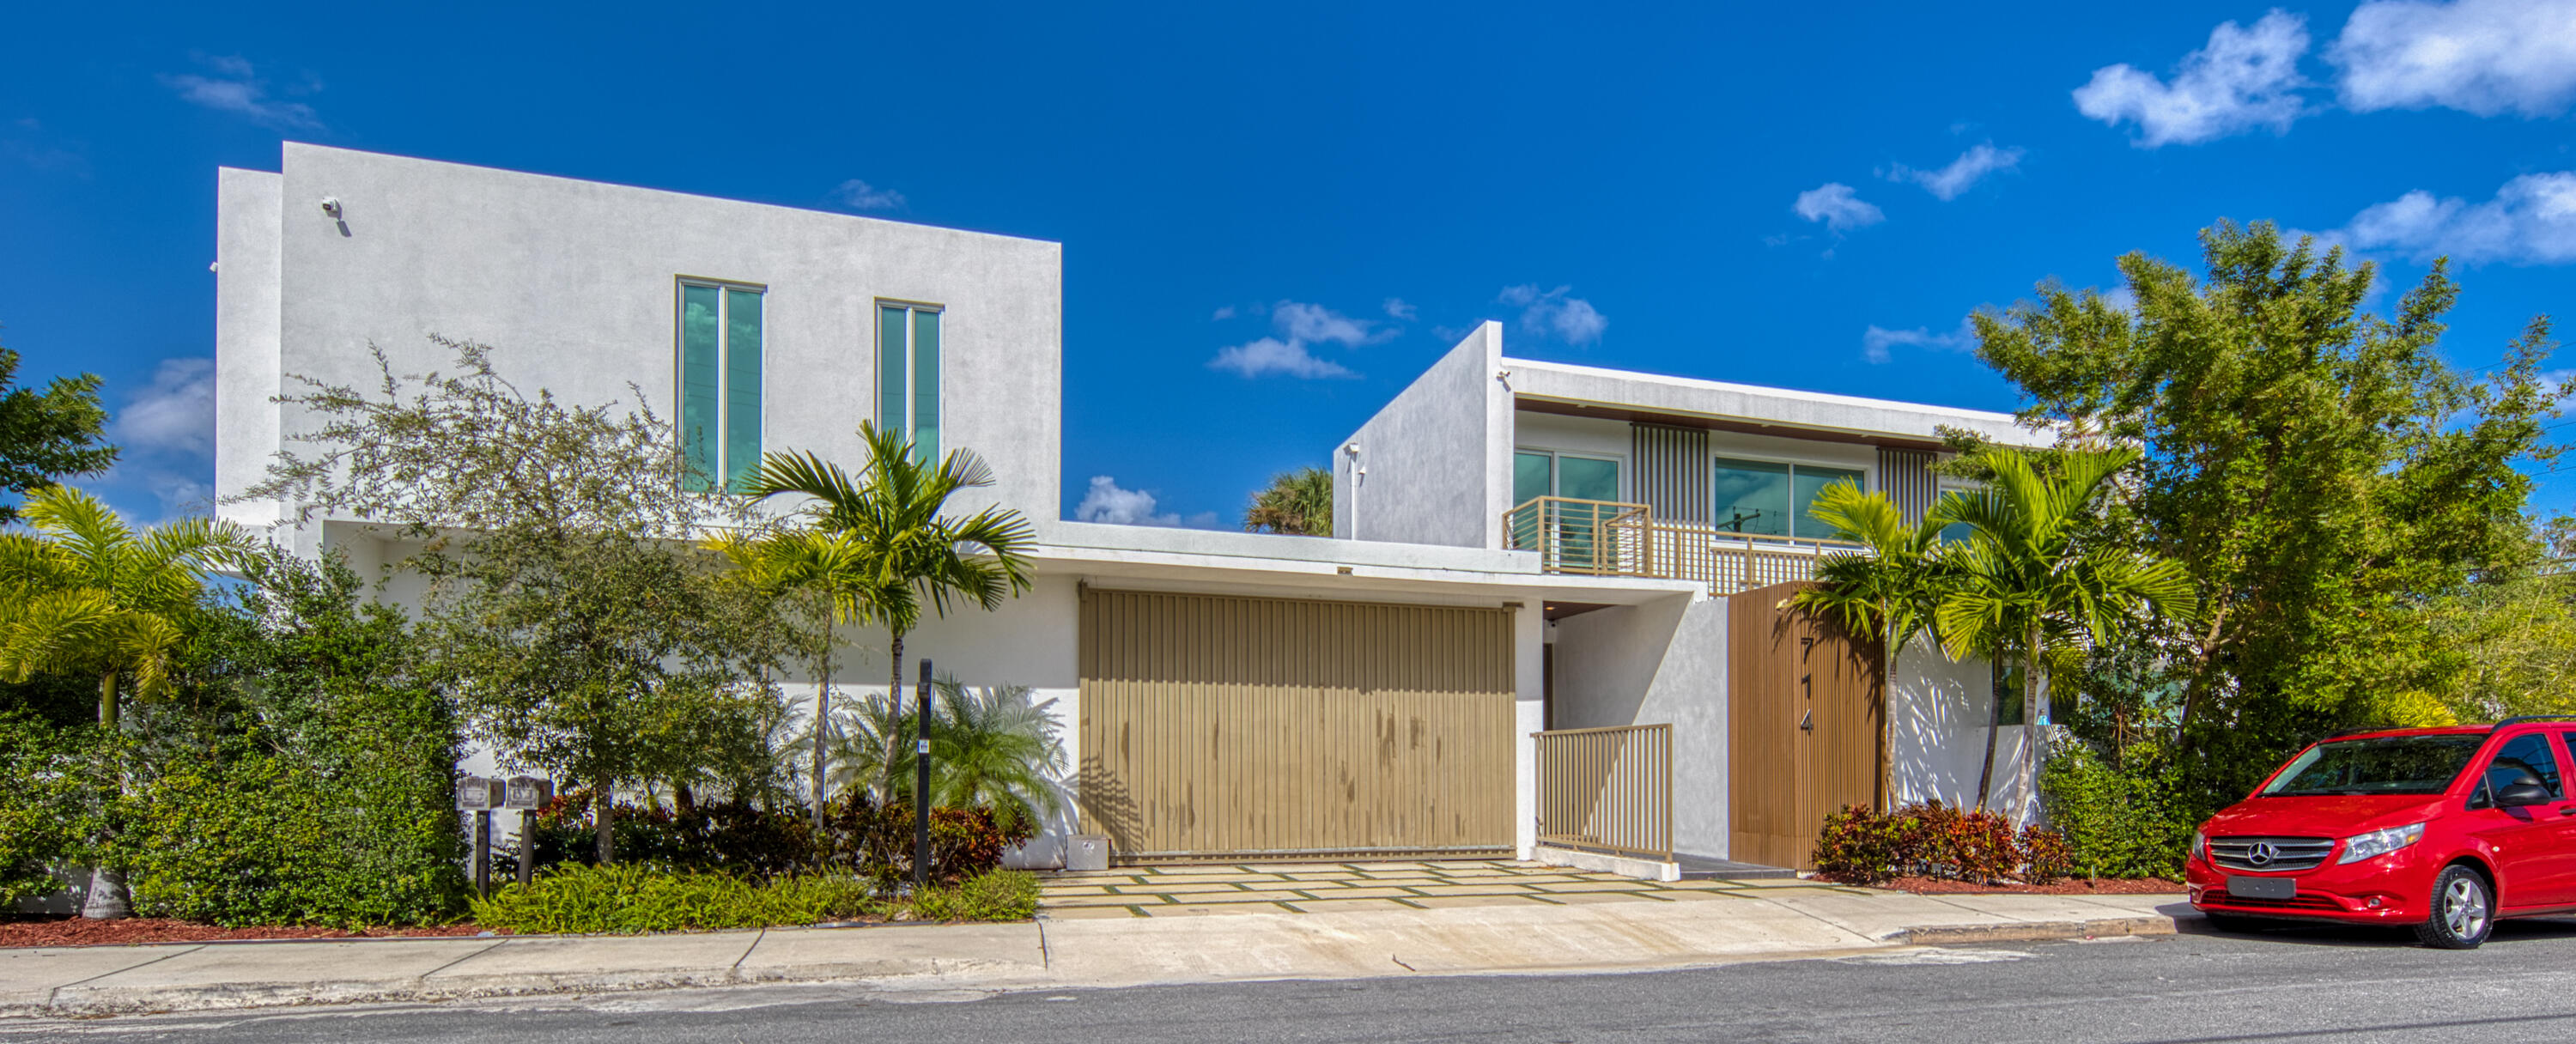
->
[[1078, 588, 1516, 860]]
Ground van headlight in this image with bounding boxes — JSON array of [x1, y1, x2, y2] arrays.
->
[[2337, 822, 2427, 865], [2190, 830, 2206, 861]]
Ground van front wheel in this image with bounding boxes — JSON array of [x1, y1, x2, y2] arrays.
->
[[2415, 865, 2493, 950]]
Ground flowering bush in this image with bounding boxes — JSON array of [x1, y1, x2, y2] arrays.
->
[[1812, 800, 2069, 885]]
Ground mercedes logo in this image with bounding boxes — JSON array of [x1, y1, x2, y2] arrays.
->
[[2246, 842, 2279, 867]]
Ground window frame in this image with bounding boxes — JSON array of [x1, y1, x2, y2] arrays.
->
[[875, 298, 946, 461], [674, 276, 767, 493], [1511, 446, 1626, 503], [1710, 453, 1872, 541]]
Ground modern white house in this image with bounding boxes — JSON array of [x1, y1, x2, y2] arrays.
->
[[214, 143, 2050, 876]]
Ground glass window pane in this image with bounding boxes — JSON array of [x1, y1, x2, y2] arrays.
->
[[679, 285, 723, 492], [912, 310, 939, 463], [1712, 458, 1791, 536], [1793, 466, 1868, 539], [723, 289, 762, 493], [1557, 456, 1619, 501], [1510, 452, 1552, 550], [2487, 733, 2563, 798], [878, 305, 908, 440]]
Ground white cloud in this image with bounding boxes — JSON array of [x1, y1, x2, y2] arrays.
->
[[2072, 10, 2312, 147], [2338, 172, 2576, 264], [829, 179, 906, 210], [1792, 184, 1886, 232], [2331, 0, 2576, 117], [1498, 285, 1609, 345], [1383, 297, 1419, 321], [159, 56, 320, 130], [1211, 305, 1237, 320], [113, 357, 216, 458], [1073, 476, 1216, 527], [1884, 144, 2026, 201], [1207, 337, 1358, 379], [1860, 319, 1976, 364], [1206, 300, 1386, 378]]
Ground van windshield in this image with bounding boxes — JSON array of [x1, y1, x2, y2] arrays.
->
[[2259, 735, 2485, 797]]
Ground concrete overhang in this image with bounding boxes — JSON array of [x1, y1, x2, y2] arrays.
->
[[1504, 356, 2053, 451], [1034, 521, 1702, 606]]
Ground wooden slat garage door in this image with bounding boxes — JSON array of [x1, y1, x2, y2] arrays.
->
[[1078, 589, 1516, 860]]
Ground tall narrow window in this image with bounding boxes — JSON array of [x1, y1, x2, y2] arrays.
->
[[878, 302, 943, 461], [677, 280, 763, 492]]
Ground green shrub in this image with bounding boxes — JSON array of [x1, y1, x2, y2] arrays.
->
[[0, 716, 97, 907], [2038, 740, 2190, 880], [823, 793, 1027, 884], [908, 870, 1037, 922], [505, 795, 814, 878], [469, 863, 884, 934]]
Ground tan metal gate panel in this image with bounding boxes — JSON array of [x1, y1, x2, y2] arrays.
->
[[1078, 589, 1516, 859], [1728, 581, 1884, 871]]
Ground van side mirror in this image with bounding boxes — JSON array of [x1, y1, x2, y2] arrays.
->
[[2497, 783, 2553, 808]]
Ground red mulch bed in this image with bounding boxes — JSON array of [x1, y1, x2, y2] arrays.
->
[[0, 915, 495, 950], [1864, 876, 2184, 895]]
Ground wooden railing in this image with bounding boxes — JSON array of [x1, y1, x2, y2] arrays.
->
[[1533, 724, 1672, 862], [1503, 496, 1863, 593]]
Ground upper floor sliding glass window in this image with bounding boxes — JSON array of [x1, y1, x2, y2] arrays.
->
[[1512, 450, 1621, 506], [678, 280, 763, 493], [1711, 457, 1865, 539], [878, 302, 943, 462]]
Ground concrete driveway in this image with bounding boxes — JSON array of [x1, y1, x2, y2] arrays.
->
[[1040, 859, 1862, 918]]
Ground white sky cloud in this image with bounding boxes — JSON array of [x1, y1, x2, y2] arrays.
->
[[1207, 337, 1358, 378], [830, 179, 906, 210], [1792, 183, 1886, 231], [1884, 144, 2026, 201], [1382, 297, 1418, 320], [2331, 0, 2576, 117], [159, 55, 320, 130], [1211, 305, 1237, 320], [1073, 476, 1216, 527], [1206, 300, 1386, 378], [2073, 10, 2311, 147], [1498, 285, 1608, 345], [2339, 171, 2576, 264], [1860, 319, 1976, 364], [113, 357, 216, 458], [1272, 300, 1385, 346]]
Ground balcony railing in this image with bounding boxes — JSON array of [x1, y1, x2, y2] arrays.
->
[[1504, 496, 1863, 594], [1533, 723, 1671, 862]]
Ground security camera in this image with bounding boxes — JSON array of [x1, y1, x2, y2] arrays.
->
[[319, 197, 343, 219]]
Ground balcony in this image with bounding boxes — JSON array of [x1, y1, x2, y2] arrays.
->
[[1503, 496, 1862, 594]]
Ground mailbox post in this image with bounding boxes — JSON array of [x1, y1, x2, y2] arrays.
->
[[914, 659, 933, 892], [502, 776, 553, 889], [455, 776, 505, 899]]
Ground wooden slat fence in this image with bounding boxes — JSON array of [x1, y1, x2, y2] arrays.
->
[[1532, 723, 1673, 861]]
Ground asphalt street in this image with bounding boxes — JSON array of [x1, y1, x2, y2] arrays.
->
[[16, 919, 2576, 1043]]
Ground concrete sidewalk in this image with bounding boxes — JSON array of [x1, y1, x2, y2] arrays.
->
[[0, 884, 2191, 1019]]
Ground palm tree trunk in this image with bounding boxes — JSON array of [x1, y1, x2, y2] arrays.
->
[[594, 786, 615, 865], [1880, 616, 1897, 813], [2021, 622, 2044, 826], [1973, 652, 2004, 811], [811, 652, 832, 831], [82, 669, 131, 920], [888, 631, 906, 804], [98, 670, 117, 727]]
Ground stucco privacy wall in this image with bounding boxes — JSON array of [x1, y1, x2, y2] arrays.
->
[[220, 143, 1064, 539], [1334, 322, 1510, 548], [1890, 635, 2038, 824], [214, 169, 284, 531], [1546, 594, 1730, 859]]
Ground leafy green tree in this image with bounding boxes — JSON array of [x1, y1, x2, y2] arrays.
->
[[1788, 480, 1953, 810], [738, 421, 1036, 803], [243, 338, 775, 864], [1931, 447, 2196, 813], [1971, 221, 2561, 799], [0, 484, 254, 917], [713, 527, 883, 829], [0, 341, 120, 525], [1244, 466, 1333, 536]]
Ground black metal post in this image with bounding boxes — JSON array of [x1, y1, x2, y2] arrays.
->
[[914, 658, 933, 892], [472, 810, 491, 899], [518, 810, 536, 889]]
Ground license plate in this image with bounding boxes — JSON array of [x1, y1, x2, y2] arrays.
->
[[2227, 876, 2296, 900]]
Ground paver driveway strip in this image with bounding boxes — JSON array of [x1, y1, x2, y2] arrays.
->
[[1037, 859, 1811, 918]]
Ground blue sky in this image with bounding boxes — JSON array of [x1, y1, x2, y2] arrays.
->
[[5, 1, 2574, 527]]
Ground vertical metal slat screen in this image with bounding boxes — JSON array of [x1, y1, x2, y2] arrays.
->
[[1631, 423, 1710, 525], [1875, 447, 1936, 525]]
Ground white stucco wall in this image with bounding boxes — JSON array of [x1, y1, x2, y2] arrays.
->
[[1334, 322, 1510, 548], [217, 143, 1064, 541], [1544, 593, 1730, 859], [1889, 635, 2039, 824], [214, 168, 285, 531]]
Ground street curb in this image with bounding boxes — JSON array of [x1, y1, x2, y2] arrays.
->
[[1900, 915, 2180, 945]]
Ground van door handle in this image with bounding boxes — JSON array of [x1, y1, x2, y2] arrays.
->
[[2558, 806, 2576, 816]]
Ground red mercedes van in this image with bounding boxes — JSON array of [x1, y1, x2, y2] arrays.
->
[[2187, 717, 2576, 949]]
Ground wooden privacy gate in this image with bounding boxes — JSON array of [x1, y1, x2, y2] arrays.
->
[[1077, 589, 1516, 861], [1727, 581, 1883, 871]]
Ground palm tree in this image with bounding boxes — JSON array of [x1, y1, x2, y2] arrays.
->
[[826, 689, 918, 805], [1787, 480, 1954, 810], [1931, 447, 2196, 815], [712, 527, 888, 829], [1243, 466, 1332, 536], [0, 485, 255, 918], [738, 422, 1036, 818], [927, 677, 1067, 835]]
